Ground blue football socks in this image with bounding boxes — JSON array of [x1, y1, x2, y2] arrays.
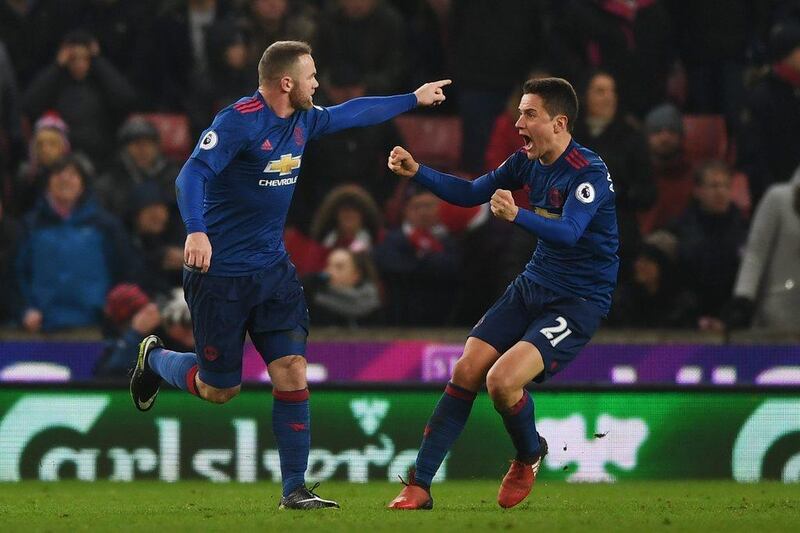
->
[[500, 389, 541, 463], [414, 381, 477, 488], [272, 388, 311, 496], [147, 348, 198, 393]]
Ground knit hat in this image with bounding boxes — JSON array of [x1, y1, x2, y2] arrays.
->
[[130, 182, 167, 214], [118, 117, 160, 145], [104, 283, 150, 325], [644, 103, 684, 135]]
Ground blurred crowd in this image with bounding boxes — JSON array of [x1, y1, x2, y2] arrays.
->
[[1, 0, 799, 341]]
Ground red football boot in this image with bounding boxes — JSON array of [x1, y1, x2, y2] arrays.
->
[[387, 469, 433, 510], [497, 435, 548, 509]]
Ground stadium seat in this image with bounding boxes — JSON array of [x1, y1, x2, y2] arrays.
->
[[394, 115, 463, 171], [682, 114, 728, 164], [730, 171, 752, 218], [130, 113, 192, 160]]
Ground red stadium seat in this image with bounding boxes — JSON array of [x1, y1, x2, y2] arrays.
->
[[394, 115, 463, 171], [130, 113, 192, 161], [682, 114, 728, 164]]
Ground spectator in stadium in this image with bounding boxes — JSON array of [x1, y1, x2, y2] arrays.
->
[[95, 283, 160, 377], [187, 20, 258, 138], [13, 112, 71, 216], [668, 161, 748, 330], [309, 184, 383, 254], [126, 182, 186, 298], [15, 154, 133, 332], [22, 30, 137, 166], [0, 0, 84, 86], [315, 0, 406, 104], [607, 230, 698, 328], [302, 248, 383, 328], [0, 198, 21, 325], [95, 117, 182, 215], [96, 285, 194, 377], [240, 0, 317, 69], [738, 20, 800, 207], [726, 167, 800, 331], [550, 0, 675, 118], [450, 0, 543, 173], [638, 103, 695, 235], [373, 183, 459, 326], [574, 70, 655, 277], [146, 0, 235, 110]]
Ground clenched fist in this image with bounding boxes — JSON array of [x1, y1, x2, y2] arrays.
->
[[388, 146, 420, 177], [490, 189, 519, 222]]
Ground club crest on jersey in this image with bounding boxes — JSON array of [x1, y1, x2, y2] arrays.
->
[[200, 130, 218, 150], [575, 182, 595, 203], [293, 126, 305, 146], [548, 187, 564, 208], [264, 153, 301, 176]]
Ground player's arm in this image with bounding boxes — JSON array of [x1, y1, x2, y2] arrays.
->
[[175, 158, 214, 272], [177, 110, 248, 272], [388, 146, 521, 207], [493, 170, 611, 246], [309, 80, 451, 137]]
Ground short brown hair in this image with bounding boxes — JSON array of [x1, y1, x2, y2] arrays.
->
[[522, 77, 579, 133], [258, 41, 312, 85]]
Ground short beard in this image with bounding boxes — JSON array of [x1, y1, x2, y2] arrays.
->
[[289, 87, 312, 110]]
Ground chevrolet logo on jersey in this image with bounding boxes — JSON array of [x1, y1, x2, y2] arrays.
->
[[264, 153, 301, 176]]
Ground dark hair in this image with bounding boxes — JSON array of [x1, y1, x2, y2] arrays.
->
[[62, 30, 95, 47], [693, 160, 730, 186], [309, 184, 382, 242], [258, 40, 312, 85], [50, 153, 94, 182], [522, 77, 579, 132]]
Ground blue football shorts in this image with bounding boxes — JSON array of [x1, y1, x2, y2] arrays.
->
[[183, 259, 309, 388], [469, 274, 605, 382]]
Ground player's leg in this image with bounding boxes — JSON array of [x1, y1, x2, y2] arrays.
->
[[486, 340, 548, 509], [389, 337, 499, 510], [131, 270, 248, 410], [389, 278, 530, 510], [250, 275, 338, 510], [489, 294, 604, 508]]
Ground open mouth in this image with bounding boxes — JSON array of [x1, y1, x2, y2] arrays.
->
[[520, 133, 533, 151]]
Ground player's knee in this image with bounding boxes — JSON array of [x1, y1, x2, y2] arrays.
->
[[203, 386, 240, 404], [485, 368, 515, 401], [452, 357, 485, 389]]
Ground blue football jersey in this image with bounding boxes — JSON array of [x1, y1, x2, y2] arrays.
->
[[186, 91, 415, 275], [492, 140, 619, 312]]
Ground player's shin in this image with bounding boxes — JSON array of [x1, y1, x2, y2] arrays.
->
[[147, 348, 200, 394], [498, 389, 540, 462], [272, 388, 311, 496], [414, 382, 477, 488]]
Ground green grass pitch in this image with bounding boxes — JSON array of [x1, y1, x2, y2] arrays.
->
[[1, 481, 798, 532]]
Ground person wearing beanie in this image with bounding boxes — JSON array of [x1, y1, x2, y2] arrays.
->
[[94, 116, 182, 216], [13, 112, 72, 215], [638, 102, 696, 235], [738, 20, 800, 207], [15, 154, 134, 332]]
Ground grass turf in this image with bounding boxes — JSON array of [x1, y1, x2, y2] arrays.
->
[[0, 481, 798, 532]]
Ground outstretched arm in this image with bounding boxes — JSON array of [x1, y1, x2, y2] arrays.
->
[[388, 146, 521, 207], [313, 80, 451, 137]]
